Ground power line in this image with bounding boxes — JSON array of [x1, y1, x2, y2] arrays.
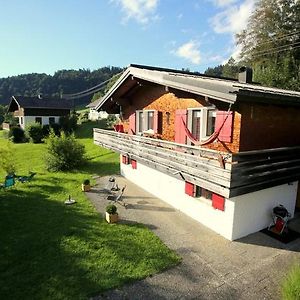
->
[[62, 71, 124, 99], [251, 41, 300, 56], [251, 44, 300, 59]]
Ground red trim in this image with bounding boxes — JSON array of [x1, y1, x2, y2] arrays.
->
[[212, 193, 225, 211], [131, 159, 137, 169], [185, 181, 195, 197], [175, 109, 187, 144], [129, 113, 136, 135], [215, 111, 233, 143], [122, 155, 129, 164]]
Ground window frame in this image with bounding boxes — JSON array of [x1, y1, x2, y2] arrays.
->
[[187, 107, 216, 142], [136, 109, 156, 134]]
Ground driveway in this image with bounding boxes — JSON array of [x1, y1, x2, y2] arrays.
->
[[86, 175, 300, 300]]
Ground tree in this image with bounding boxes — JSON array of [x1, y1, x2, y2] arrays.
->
[[236, 0, 300, 90], [222, 58, 240, 79], [204, 65, 223, 77]]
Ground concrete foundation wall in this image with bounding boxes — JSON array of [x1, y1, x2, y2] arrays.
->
[[231, 182, 297, 240], [120, 156, 235, 240], [121, 155, 298, 240]]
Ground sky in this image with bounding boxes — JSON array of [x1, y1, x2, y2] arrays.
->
[[0, 0, 256, 78]]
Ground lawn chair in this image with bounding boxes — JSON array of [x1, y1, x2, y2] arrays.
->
[[104, 177, 119, 193], [107, 186, 126, 207], [17, 172, 36, 183], [0, 175, 15, 189]]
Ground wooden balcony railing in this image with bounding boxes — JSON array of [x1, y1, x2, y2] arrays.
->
[[94, 128, 300, 198]]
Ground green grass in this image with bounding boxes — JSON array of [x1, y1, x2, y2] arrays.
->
[[282, 264, 300, 300], [0, 123, 180, 300]]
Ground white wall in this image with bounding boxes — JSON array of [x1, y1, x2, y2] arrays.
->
[[88, 109, 108, 121], [21, 116, 60, 129], [120, 156, 298, 240], [230, 182, 297, 240], [120, 157, 236, 240]]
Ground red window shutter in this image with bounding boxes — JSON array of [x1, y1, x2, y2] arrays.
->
[[212, 193, 225, 211], [215, 111, 233, 143], [129, 113, 136, 135], [131, 159, 137, 169], [175, 109, 187, 144], [122, 155, 129, 164], [153, 111, 162, 134], [185, 181, 195, 197]]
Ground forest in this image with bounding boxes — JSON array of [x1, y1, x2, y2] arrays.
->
[[0, 66, 123, 105]]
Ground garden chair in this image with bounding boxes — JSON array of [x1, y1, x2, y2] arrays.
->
[[107, 186, 126, 207], [0, 175, 15, 189], [104, 177, 119, 193], [17, 171, 36, 183]]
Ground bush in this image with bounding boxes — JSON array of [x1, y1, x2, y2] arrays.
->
[[59, 112, 78, 133], [282, 264, 300, 300], [106, 204, 117, 215], [83, 179, 90, 185], [50, 123, 61, 136], [26, 123, 44, 143], [9, 126, 25, 143], [0, 143, 16, 175], [45, 130, 86, 171], [106, 114, 118, 128]]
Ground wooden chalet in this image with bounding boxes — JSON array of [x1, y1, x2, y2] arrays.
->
[[7, 95, 72, 129], [93, 64, 300, 240]]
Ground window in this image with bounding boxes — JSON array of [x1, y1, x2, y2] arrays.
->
[[206, 110, 216, 136], [195, 186, 212, 200], [192, 110, 201, 141], [35, 117, 42, 124], [49, 117, 55, 125], [20, 117, 23, 125], [136, 110, 156, 133], [188, 107, 216, 141]]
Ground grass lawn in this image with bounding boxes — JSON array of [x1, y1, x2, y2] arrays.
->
[[0, 122, 180, 300]]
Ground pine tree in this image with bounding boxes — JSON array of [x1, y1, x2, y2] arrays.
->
[[236, 0, 300, 90]]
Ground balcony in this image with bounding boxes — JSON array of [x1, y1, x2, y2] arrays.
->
[[94, 129, 300, 198]]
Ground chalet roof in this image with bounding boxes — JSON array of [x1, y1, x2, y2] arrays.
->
[[95, 64, 300, 112], [8, 96, 73, 112], [86, 98, 102, 108]]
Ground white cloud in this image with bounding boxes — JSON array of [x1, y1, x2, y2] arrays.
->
[[112, 0, 159, 24], [173, 41, 201, 64], [211, 0, 238, 7], [211, 0, 256, 34]]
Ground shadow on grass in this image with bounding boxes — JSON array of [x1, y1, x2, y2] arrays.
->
[[0, 187, 179, 299], [79, 161, 119, 176]]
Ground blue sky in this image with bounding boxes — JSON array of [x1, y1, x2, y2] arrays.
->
[[0, 0, 256, 77]]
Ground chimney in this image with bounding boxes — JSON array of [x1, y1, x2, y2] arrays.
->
[[238, 66, 253, 84]]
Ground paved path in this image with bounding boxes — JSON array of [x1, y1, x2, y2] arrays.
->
[[86, 175, 300, 300]]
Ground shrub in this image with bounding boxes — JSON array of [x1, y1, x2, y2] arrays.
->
[[0, 143, 16, 175], [83, 179, 90, 185], [106, 204, 117, 215], [42, 124, 50, 137], [9, 126, 25, 143], [50, 123, 61, 136], [282, 264, 300, 300], [106, 114, 118, 128], [59, 112, 78, 133], [45, 130, 86, 171], [26, 123, 44, 143]]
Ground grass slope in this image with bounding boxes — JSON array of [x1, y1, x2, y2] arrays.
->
[[0, 123, 180, 300]]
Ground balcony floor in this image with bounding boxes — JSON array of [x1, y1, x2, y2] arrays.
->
[[86, 175, 300, 300]]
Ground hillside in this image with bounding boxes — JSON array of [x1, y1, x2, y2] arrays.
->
[[0, 66, 123, 105]]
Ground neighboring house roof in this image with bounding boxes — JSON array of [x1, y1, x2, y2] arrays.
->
[[95, 64, 300, 112], [8, 96, 73, 112], [86, 98, 102, 109]]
